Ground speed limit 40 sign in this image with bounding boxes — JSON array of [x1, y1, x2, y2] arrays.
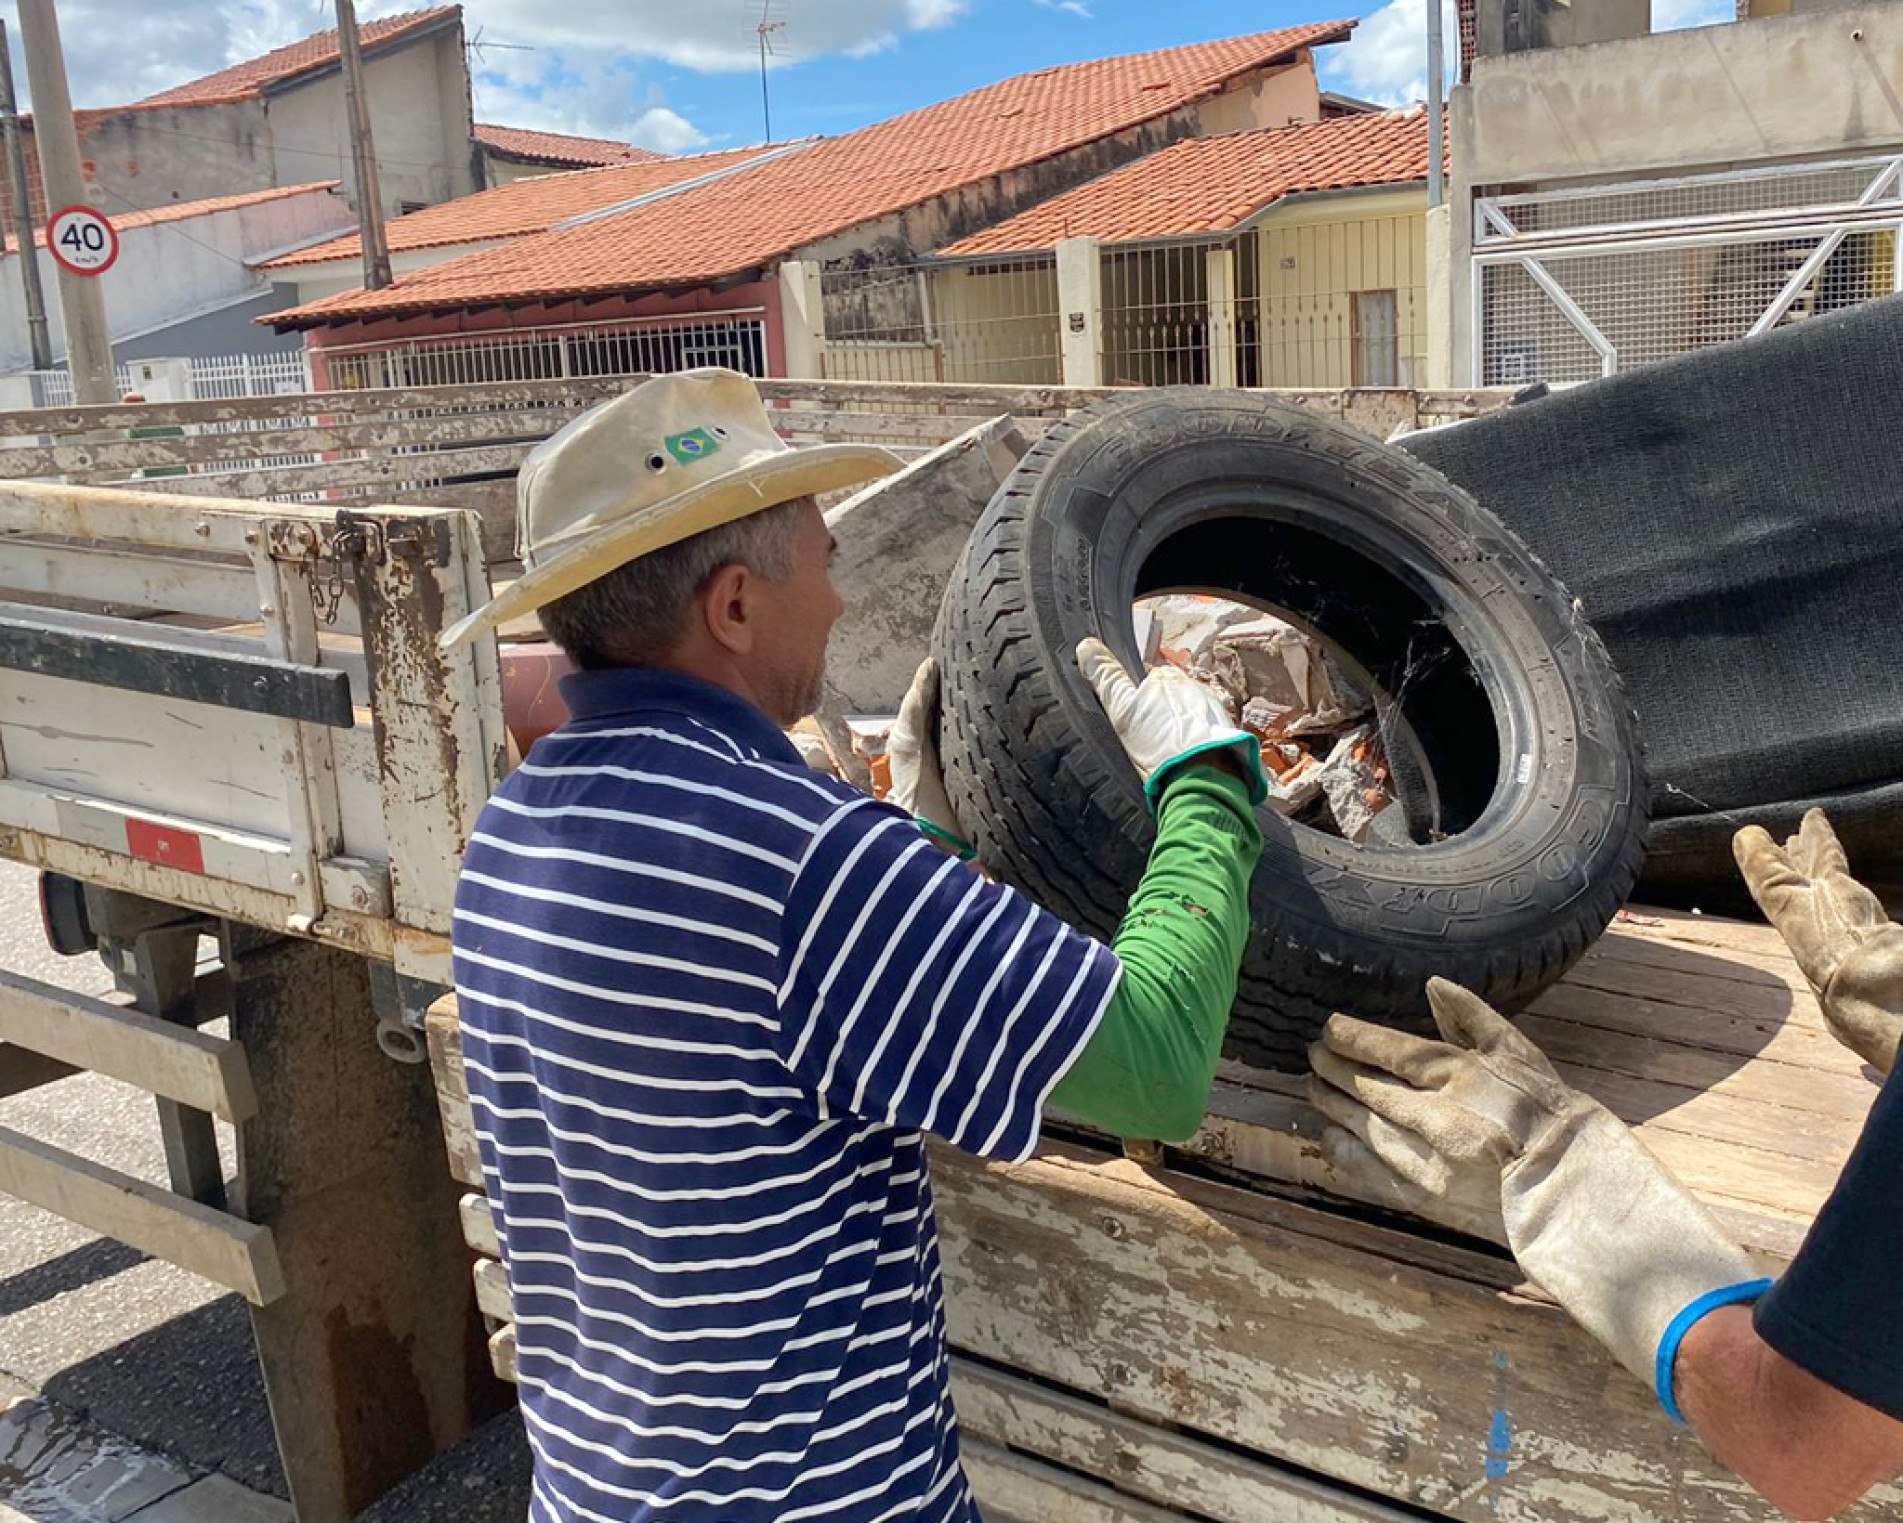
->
[[47, 205, 119, 276]]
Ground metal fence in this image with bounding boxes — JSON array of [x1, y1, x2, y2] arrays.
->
[[313, 314, 769, 391], [1474, 153, 1903, 384], [820, 259, 1060, 385], [820, 226, 1427, 392], [17, 352, 311, 408]]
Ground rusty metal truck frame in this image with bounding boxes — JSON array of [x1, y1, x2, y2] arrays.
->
[[0, 477, 510, 1519]]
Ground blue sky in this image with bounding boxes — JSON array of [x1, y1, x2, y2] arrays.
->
[[3, 0, 1737, 154], [455, 0, 1737, 153]]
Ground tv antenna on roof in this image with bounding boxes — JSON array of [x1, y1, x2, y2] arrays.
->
[[756, 0, 787, 143]]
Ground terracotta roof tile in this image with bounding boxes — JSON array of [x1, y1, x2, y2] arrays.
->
[[273, 21, 1353, 327], [474, 123, 663, 168], [6, 182, 341, 255], [262, 146, 780, 269], [134, 8, 459, 108], [940, 109, 1433, 256]]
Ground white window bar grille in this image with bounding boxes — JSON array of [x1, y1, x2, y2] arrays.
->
[[1474, 156, 1903, 385], [315, 314, 769, 392], [820, 258, 1060, 385], [1101, 242, 1215, 388]]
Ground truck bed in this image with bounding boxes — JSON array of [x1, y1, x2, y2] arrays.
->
[[427, 906, 1894, 1523]]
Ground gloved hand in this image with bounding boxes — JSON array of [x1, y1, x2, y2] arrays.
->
[[888, 659, 973, 859], [1734, 810, 1903, 1075], [1309, 979, 1767, 1414], [1076, 638, 1266, 810]]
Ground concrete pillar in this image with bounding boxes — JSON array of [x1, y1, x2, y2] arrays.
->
[[1424, 204, 1454, 389], [1055, 236, 1103, 388], [777, 259, 827, 379], [1205, 245, 1239, 390], [123, 356, 192, 402]]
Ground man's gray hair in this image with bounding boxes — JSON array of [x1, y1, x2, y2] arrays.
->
[[539, 496, 809, 669]]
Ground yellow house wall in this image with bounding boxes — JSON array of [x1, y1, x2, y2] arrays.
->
[[1253, 189, 1429, 388]]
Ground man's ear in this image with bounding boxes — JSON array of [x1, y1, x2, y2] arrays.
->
[[699, 562, 755, 656]]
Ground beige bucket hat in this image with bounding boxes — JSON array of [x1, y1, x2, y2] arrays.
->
[[440, 368, 903, 650]]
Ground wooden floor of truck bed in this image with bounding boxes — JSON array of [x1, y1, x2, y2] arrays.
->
[[1176, 905, 1879, 1268], [427, 907, 1895, 1523]]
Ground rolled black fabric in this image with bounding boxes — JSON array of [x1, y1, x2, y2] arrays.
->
[[1405, 296, 1903, 906]]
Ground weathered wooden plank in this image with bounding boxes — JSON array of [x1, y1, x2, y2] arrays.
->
[[473, 1257, 513, 1323], [931, 1142, 1897, 1523], [425, 1001, 485, 1189], [0, 1123, 283, 1304], [1572, 939, 1828, 1029], [489, 1324, 518, 1385], [1530, 970, 1854, 1066], [0, 377, 633, 436], [0, 408, 590, 478], [961, 1438, 1190, 1523], [951, 1359, 1423, 1523], [1517, 1011, 1878, 1120], [460, 1190, 500, 1259], [0, 1043, 80, 1099], [0, 968, 257, 1121]]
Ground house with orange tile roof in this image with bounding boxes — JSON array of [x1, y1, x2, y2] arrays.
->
[[259, 144, 800, 308], [474, 125, 665, 187], [0, 183, 354, 376], [915, 108, 1437, 390], [0, 7, 477, 235], [262, 24, 1355, 393]]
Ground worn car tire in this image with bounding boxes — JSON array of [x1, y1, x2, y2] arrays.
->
[[933, 389, 1648, 1071]]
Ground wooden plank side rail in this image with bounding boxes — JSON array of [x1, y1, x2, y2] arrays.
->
[[0, 968, 257, 1122], [0, 380, 1520, 510], [0, 1124, 284, 1305]]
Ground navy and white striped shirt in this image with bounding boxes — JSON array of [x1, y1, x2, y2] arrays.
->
[[453, 668, 1118, 1523]]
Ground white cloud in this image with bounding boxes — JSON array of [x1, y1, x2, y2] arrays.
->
[[628, 106, 711, 153], [906, 0, 969, 27], [1318, 0, 1459, 106], [1320, 0, 1734, 106], [0, 0, 976, 117], [1034, 0, 1094, 17]]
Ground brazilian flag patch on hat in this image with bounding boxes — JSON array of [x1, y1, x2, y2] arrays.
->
[[665, 427, 721, 464]]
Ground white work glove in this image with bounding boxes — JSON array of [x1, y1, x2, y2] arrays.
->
[[1076, 638, 1266, 809], [1734, 810, 1902, 1075], [1309, 979, 1767, 1416], [888, 660, 973, 859]]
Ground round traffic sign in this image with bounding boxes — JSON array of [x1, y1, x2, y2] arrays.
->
[[47, 205, 119, 276]]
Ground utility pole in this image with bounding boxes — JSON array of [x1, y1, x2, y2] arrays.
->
[[0, 21, 53, 370], [1426, 0, 1445, 209], [334, 0, 392, 290], [16, 0, 114, 402]]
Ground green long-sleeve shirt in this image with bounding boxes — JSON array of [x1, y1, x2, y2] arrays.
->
[[1047, 766, 1261, 1142]]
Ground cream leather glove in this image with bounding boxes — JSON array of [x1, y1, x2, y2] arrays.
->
[[1309, 979, 1767, 1414], [888, 659, 972, 858], [1734, 810, 1902, 1075], [1076, 638, 1266, 809]]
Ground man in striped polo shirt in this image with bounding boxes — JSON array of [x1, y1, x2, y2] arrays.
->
[[442, 369, 1267, 1523]]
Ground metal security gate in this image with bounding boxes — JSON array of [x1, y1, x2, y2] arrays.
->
[[1473, 154, 1903, 385]]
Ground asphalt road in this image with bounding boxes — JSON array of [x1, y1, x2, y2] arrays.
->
[[0, 859, 532, 1520]]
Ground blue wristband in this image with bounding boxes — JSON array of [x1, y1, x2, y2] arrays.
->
[[1654, 1278, 1775, 1425]]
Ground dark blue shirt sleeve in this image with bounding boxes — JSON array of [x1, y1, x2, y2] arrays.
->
[[1753, 1063, 1903, 1421], [775, 797, 1120, 1163]]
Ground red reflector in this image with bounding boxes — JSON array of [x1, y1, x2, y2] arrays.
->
[[126, 819, 207, 875]]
